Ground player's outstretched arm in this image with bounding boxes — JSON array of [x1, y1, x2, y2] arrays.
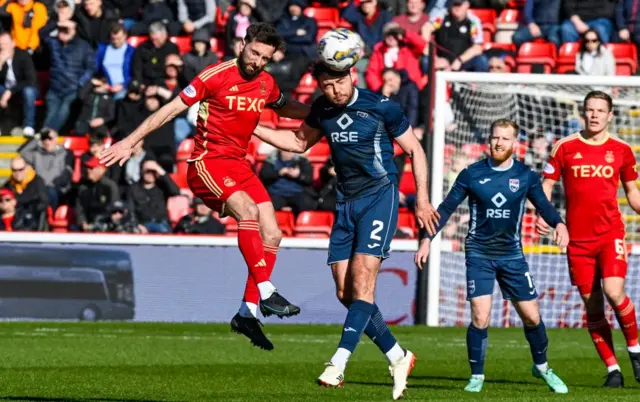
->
[[395, 127, 440, 235], [273, 99, 311, 120], [623, 180, 640, 214], [100, 97, 188, 167], [254, 122, 323, 154], [528, 175, 569, 247], [535, 178, 557, 235]]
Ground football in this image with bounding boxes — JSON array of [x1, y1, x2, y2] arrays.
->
[[317, 28, 364, 71]]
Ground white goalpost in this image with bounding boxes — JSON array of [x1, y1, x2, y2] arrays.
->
[[428, 72, 640, 328]]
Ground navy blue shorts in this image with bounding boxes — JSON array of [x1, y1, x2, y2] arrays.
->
[[327, 184, 399, 265], [465, 257, 538, 301]]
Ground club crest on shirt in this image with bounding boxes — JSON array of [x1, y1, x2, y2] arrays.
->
[[605, 151, 615, 163], [223, 176, 236, 187], [509, 178, 519, 192], [260, 80, 267, 95]]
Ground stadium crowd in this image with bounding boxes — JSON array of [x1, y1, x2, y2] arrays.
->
[[0, 0, 636, 236]]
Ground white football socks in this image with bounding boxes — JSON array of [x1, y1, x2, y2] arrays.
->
[[386, 343, 405, 365], [628, 344, 640, 353], [607, 364, 621, 373], [330, 347, 351, 370], [257, 281, 276, 300], [535, 362, 549, 373], [239, 301, 258, 318]]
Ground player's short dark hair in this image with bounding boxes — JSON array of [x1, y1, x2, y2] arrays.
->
[[583, 90, 613, 112], [311, 61, 351, 81], [244, 23, 286, 52], [490, 119, 520, 138]]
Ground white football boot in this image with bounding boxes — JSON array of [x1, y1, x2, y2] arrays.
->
[[389, 350, 416, 400]]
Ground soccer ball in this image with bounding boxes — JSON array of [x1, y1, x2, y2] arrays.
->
[[317, 28, 364, 71]]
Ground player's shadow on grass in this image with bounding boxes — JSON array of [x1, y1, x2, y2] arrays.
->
[[0, 397, 171, 402], [347, 380, 460, 391], [411, 375, 610, 389]]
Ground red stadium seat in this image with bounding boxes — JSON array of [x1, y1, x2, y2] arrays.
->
[[338, 19, 352, 29], [294, 211, 334, 237], [220, 216, 238, 236], [50, 205, 75, 232], [275, 210, 295, 237], [606, 43, 638, 76], [63, 136, 89, 156], [170, 36, 193, 54], [278, 117, 303, 130], [471, 9, 497, 42], [177, 138, 195, 162], [210, 37, 226, 59], [507, 0, 526, 8], [305, 140, 331, 163], [397, 208, 417, 238], [175, 139, 194, 189], [399, 170, 416, 195], [259, 109, 279, 129], [167, 195, 191, 226], [127, 36, 148, 47], [296, 72, 317, 95], [516, 42, 556, 73], [556, 42, 580, 73], [498, 8, 522, 25], [316, 26, 333, 42], [216, 5, 235, 34], [304, 7, 339, 28]]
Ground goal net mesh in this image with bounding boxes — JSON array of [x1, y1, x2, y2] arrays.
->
[[436, 80, 640, 328]]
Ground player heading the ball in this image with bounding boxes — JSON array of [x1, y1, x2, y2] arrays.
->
[[538, 90, 640, 388], [415, 119, 569, 394]]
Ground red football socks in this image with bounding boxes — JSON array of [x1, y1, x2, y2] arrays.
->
[[237, 220, 269, 284], [587, 312, 618, 367], [614, 296, 639, 348], [243, 244, 278, 304]]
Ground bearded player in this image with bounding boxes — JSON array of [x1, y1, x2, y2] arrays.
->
[[538, 91, 640, 387], [100, 23, 311, 351]]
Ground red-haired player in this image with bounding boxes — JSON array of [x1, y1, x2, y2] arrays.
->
[[538, 91, 640, 387], [101, 23, 310, 351]]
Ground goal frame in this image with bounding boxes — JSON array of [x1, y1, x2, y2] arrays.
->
[[427, 71, 640, 327]]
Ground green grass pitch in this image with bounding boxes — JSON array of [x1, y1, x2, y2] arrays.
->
[[0, 322, 638, 401]]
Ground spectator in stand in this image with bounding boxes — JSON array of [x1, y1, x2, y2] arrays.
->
[[0, 188, 40, 231], [575, 29, 616, 77], [183, 29, 219, 83], [616, 0, 640, 63], [139, 93, 176, 172], [392, 0, 430, 37], [0, 33, 37, 137], [93, 200, 146, 233], [560, 0, 617, 44], [6, 0, 47, 54], [342, 0, 393, 56], [512, 0, 562, 49], [127, 159, 180, 233], [315, 158, 337, 212], [173, 197, 226, 234], [41, 20, 95, 131], [366, 22, 426, 92], [129, 0, 181, 36], [276, 0, 317, 71], [488, 55, 507, 72], [75, 74, 116, 136], [524, 133, 550, 172], [0, 0, 11, 33], [177, 0, 216, 36], [380, 0, 406, 16], [4, 156, 48, 228], [265, 49, 303, 99], [225, 0, 257, 57], [39, 0, 76, 40], [80, 133, 107, 179], [423, 0, 488, 72], [20, 128, 73, 209], [76, 156, 120, 232], [103, 0, 143, 32], [379, 68, 419, 128], [96, 22, 134, 101], [113, 81, 144, 141], [259, 150, 316, 216], [75, 0, 116, 47], [108, 138, 156, 189], [425, 0, 447, 15], [223, 37, 243, 61], [131, 22, 180, 86]]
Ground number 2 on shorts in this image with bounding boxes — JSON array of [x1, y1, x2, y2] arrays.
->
[[370, 220, 384, 241]]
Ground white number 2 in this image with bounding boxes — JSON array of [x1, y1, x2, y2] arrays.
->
[[370, 220, 384, 241], [524, 271, 534, 289]]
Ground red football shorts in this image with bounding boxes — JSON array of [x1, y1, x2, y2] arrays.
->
[[566, 232, 628, 295], [187, 158, 270, 213]]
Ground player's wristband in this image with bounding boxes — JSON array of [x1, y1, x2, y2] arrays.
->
[[266, 93, 286, 109]]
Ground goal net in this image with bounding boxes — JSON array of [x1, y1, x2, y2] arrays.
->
[[428, 72, 640, 328]]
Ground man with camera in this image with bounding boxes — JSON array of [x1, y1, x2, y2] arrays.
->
[[173, 197, 226, 235], [93, 200, 147, 233]]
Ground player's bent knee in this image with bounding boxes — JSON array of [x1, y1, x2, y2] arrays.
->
[[603, 286, 626, 306], [335, 289, 352, 307], [241, 202, 260, 221], [263, 227, 282, 245], [521, 313, 541, 327]]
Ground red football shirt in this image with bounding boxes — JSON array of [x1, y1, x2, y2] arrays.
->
[[179, 59, 283, 161], [543, 132, 638, 241]]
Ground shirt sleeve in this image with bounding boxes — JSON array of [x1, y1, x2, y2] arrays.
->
[[469, 14, 484, 45], [527, 170, 563, 228], [429, 9, 446, 30], [542, 141, 564, 181], [380, 98, 410, 138], [266, 80, 286, 109], [621, 144, 639, 183], [179, 67, 220, 107], [304, 100, 321, 129], [424, 168, 469, 240]]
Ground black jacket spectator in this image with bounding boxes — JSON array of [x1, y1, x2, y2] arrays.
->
[[126, 160, 180, 227], [131, 25, 180, 86], [113, 82, 145, 141], [0, 47, 36, 97], [183, 29, 219, 82], [254, 0, 288, 23], [381, 68, 419, 128], [173, 198, 225, 234], [75, 76, 116, 135], [264, 50, 304, 99], [563, 0, 617, 25], [276, 0, 317, 60], [260, 150, 316, 215], [93, 200, 142, 233], [108, 140, 156, 189], [103, 0, 142, 20], [4, 160, 48, 221], [129, 0, 181, 36], [140, 95, 176, 172], [342, 0, 393, 55], [0, 188, 41, 231], [177, 0, 216, 35], [76, 157, 120, 231], [315, 158, 337, 212], [74, 0, 117, 47]]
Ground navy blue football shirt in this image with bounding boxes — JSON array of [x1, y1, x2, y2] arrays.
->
[[426, 158, 564, 259], [305, 88, 410, 201]]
